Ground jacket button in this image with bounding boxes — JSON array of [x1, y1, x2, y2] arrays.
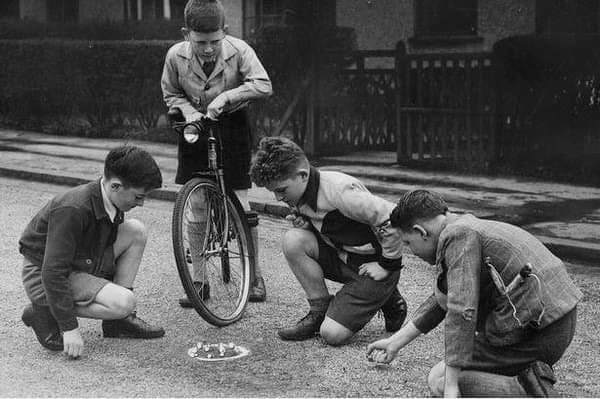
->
[[86, 259, 92, 265]]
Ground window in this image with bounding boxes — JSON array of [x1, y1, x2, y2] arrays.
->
[[416, 0, 478, 37], [242, 0, 335, 37], [536, 0, 598, 34], [0, 0, 20, 18], [47, 0, 78, 23]]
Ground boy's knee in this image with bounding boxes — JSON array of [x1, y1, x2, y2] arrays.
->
[[123, 218, 147, 245], [113, 290, 136, 318], [319, 321, 353, 346], [282, 229, 315, 258], [428, 361, 446, 397]]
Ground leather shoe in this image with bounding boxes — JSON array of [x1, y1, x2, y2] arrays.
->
[[381, 289, 408, 332], [179, 281, 210, 308], [102, 312, 165, 339], [277, 311, 325, 341], [21, 304, 64, 351], [517, 361, 558, 397], [249, 276, 267, 302]]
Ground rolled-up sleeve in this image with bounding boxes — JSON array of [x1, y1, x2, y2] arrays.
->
[[412, 294, 447, 333], [41, 206, 83, 332], [442, 227, 482, 368], [332, 183, 404, 269]]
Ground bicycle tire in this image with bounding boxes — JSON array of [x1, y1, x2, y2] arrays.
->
[[172, 177, 254, 326]]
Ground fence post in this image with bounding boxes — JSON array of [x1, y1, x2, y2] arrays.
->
[[395, 42, 406, 163]]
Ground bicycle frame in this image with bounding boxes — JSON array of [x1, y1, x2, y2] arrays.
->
[[173, 118, 232, 269]]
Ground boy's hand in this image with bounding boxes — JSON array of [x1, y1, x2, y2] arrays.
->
[[285, 212, 310, 229], [366, 338, 399, 364], [186, 111, 204, 123], [358, 262, 390, 281], [207, 93, 228, 120], [62, 328, 84, 359]]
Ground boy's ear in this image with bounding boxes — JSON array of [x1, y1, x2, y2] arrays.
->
[[181, 27, 190, 38], [223, 25, 229, 34], [412, 224, 428, 238], [298, 168, 310, 181]]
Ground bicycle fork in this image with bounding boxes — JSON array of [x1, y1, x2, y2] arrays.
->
[[207, 134, 231, 284]]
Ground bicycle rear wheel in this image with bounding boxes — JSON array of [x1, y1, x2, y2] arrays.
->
[[172, 177, 253, 326]]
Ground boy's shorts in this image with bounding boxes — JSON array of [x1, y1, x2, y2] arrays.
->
[[315, 233, 401, 333], [22, 258, 111, 307]]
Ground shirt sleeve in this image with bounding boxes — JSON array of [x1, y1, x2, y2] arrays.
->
[[442, 226, 482, 368], [161, 46, 203, 121], [331, 182, 404, 269], [222, 43, 273, 106], [41, 206, 84, 332], [412, 294, 447, 333]]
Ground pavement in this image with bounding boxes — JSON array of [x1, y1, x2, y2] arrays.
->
[[1, 128, 599, 263]]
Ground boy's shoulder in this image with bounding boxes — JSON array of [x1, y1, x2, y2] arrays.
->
[[166, 41, 190, 58], [222, 35, 255, 56], [318, 169, 367, 194]]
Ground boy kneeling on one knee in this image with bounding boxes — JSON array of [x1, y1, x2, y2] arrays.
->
[[368, 189, 582, 397]]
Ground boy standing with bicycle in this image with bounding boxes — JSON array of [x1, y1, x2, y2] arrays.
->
[[250, 136, 408, 345], [161, 0, 272, 305]]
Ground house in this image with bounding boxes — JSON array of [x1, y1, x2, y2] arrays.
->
[[6, 1, 598, 51]]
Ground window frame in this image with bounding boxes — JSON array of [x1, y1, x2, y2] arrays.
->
[[414, 0, 479, 38]]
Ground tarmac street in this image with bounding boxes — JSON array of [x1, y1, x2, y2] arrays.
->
[[0, 128, 599, 263], [1, 177, 599, 397]]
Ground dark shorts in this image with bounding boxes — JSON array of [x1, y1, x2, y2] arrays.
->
[[464, 306, 578, 376], [316, 235, 401, 333], [22, 249, 115, 307], [175, 109, 252, 189]]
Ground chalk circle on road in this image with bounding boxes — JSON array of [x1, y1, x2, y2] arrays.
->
[[187, 341, 250, 362]]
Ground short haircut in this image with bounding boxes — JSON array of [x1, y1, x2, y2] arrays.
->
[[390, 189, 449, 230], [184, 0, 225, 32], [104, 146, 162, 191], [250, 136, 309, 187]]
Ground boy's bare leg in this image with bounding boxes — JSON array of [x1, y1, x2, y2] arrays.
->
[[278, 228, 352, 343], [77, 218, 164, 338]]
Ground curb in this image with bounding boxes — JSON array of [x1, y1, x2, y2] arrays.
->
[[1, 164, 599, 264]]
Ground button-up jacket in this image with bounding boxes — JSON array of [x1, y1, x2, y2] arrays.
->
[[296, 167, 404, 270], [19, 180, 116, 331], [412, 214, 582, 368], [161, 35, 272, 120]]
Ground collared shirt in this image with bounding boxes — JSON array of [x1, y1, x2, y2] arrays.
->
[[100, 178, 117, 223], [411, 214, 583, 368], [161, 35, 273, 121], [295, 167, 404, 270]]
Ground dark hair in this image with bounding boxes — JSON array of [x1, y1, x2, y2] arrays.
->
[[250, 136, 309, 187], [184, 0, 225, 32], [390, 190, 449, 229], [104, 146, 162, 190]]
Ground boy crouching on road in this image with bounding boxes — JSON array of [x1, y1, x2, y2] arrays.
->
[[250, 136, 408, 345], [20, 146, 165, 358], [367, 189, 582, 397]]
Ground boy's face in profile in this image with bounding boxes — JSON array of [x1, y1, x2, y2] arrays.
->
[[106, 178, 151, 211], [265, 171, 309, 208], [182, 28, 225, 63]]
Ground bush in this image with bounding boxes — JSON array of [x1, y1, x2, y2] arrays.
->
[[0, 39, 175, 137], [0, 17, 183, 40]]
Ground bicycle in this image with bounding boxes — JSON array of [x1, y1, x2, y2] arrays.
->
[[168, 108, 255, 326]]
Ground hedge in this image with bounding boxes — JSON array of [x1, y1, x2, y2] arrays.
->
[[0, 39, 175, 139]]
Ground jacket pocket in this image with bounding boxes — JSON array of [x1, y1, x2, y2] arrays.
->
[[484, 278, 545, 346]]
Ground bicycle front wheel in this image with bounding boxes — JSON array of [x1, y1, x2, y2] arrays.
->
[[172, 177, 253, 326]]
